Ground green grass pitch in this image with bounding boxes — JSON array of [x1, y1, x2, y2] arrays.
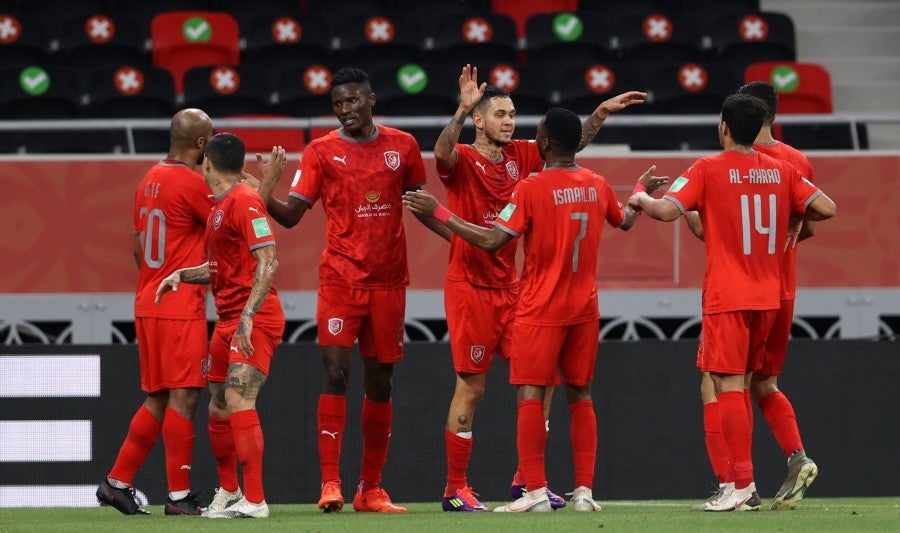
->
[[1, 498, 899, 532]]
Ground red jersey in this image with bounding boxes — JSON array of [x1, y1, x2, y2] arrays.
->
[[663, 150, 821, 314], [753, 141, 815, 300], [495, 166, 625, 326], [289, 125, 426, 289], [440, 140, 543, 288], [133, 160, 212, 319], [206, 183, 283, 322]]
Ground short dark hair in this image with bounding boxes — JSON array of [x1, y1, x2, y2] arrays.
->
[[204, 132, 245, 173], [721, 94, 767, 146], [332, 67, 371, 90], [473, 85, 511, 116], [737, 81, 777, 124], [543, 107, 582, 153]]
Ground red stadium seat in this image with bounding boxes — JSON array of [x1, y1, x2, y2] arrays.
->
[[151, 11, 240, 94], [744, 61, 833, 114], [221, 114, 306, 154]]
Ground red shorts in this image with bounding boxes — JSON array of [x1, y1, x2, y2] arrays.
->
[[317, 284, 405, 362], [508, 320, 599, 387], [699, 310, 778, 375], [136, 317, 207, 393], [207, 318, 284, 382], [756, 299, 794, 376], [445, 280, 518, 373]]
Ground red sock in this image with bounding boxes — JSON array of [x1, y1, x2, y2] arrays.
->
[[318, 394, 346, 484], [511, 467, 526, 486], [744, 388, 754, 431], [109, 405, 162, 484], [703, 402, 731, 483], [758, 391, 804, 457], [568, 400, 596, 489], [231, 409, 265, 503], [718, 391, 754, 489], [445, 427, 472, 496], [162, 407, 194, 493], [208, 415, 239, 492], [517, 399, 547, 492], [360, 396, 392, 492]]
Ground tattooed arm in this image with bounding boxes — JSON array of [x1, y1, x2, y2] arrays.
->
[[155, 262, 210, 304], [233, 244, 278, 357], [577, 90, 648, 152], [435, 64, 485, 173]]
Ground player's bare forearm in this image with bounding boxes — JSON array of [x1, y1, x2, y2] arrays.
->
[[577, 111, 607, 152], [579, 91, 648, 151], [684, 211, 704, 241], [414, 211, 452, 242], [243, 246, 278, 320], [265, 196, 307, 228], [619, 205, 639, 231], [628, 193, 682, 222], [805, 192, 837, 221], [434, 111, 467, 171], [179, 263, 211, 284], [444, 216, 510, 252]]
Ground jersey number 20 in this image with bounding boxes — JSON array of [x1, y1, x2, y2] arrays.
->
[[139, 207, 166, 268]]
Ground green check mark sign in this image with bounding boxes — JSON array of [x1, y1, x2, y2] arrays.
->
[[771, 65, 799, 92], [397, 64, 427, 94], [552, 13, 583, 42], [183, 17, 212, 42], [19, 66, 50, 95]]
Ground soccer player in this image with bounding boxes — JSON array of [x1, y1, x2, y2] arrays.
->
[[97, 108, 214, 516], [257, 67, 449, 513], [405, 107, 655, 512], [156, 133, 287, 519], [692, 81, 821, 510], [433, 64, 657, 511], [628, 94, 836, 511]]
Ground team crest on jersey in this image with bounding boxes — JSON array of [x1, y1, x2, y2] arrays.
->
[[213, 209, 225, 230], [201, 354, 212, 377], [506, 161, 519, 181], [327, 318, 343, 335], [470, 345, 486, 363], [384, 150, 400, 170]]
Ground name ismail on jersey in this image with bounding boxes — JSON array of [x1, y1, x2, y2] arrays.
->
[[499, 186, 600, 221]]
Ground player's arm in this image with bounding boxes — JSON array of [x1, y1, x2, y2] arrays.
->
[[263, 194, 310, 229], [577, 91, 647, 152], [406, 186, 452, 242], [403, 189, 512, 252], [804, 191, 836, 221], [684, 211, 704, 241], [132, 232, 142, 269], [435, 65, 485, 173], [618, 205, 640, 231], [155, 262, 210, 303], [234, 244, 278, 357], [627, 192, 682, 222]]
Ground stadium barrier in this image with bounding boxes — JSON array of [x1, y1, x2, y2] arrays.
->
[[1, 339, 897, 507]]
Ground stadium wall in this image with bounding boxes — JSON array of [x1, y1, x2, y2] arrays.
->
[[1, 340, 897, 507]]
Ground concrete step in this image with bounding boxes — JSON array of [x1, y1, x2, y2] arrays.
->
[[809, 57, 900, 82], [832, 80, 900, 112], [797, 27, 900, 58], [778, 3, 900, 27]]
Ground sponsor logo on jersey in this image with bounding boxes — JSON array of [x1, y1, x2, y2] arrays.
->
[[328, 318, 343, 335], [668, 176, 689, 193], [470, 345, 486, 363], [384, 150, 400, 170], [213, 209, 225, 230], [251, 217, 272, 238], [365, 191, 381, 203]]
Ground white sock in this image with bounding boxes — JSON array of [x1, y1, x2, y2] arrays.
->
[[169, 489, 190, 501], [107, 477, 128, 489]]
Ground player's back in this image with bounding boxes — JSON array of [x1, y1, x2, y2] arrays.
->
[[683, 151, 799, 313], [133, 161, 212, 319], [504, 167, 622, 326]]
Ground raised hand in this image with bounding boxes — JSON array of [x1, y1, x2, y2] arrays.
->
[[638, 165, 669, 194], [597, 91, 648, 117], [459, 64, 487, 111]]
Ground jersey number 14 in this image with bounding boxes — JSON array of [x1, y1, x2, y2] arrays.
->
[[740, 194, 776, 255]]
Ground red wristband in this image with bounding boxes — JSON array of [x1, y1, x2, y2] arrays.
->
[[632, 183, 648, 194], [433, 204, 453, 223]]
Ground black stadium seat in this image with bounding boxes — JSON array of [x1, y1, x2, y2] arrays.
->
[[611, 10, 703, 64], [183, 64, 275, 117], [50, 13, 150, 70], [428, 12, 518, 67], [525, 11, 612, 66], [240, 12, 332, 67], [0, 65, 84, 119], [707, 11, 796, 73], [84, 64, 177, 118], [332, 12, 425, 71], [273, 62, 336, 118]]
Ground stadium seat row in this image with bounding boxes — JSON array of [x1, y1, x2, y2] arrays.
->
[[0, 8, 796, 95]]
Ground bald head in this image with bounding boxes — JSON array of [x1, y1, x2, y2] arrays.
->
[[170, 108, 213, 149]]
